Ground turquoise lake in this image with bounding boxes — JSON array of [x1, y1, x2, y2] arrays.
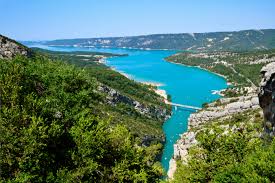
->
[[28, 45, 227, 172]]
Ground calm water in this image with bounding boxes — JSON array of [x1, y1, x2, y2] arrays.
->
[[28, 45, 227, 172]]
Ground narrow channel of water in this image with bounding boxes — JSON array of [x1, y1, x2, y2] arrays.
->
[[28, 45, 227, 172]]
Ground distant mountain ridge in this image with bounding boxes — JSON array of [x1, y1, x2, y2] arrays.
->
[[42, 29, 275, 51]]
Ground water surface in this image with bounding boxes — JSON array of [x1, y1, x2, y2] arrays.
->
[[28, 45, 227, 172]]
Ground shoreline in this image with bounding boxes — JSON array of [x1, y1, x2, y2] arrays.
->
[[105, 52, 227, 178], [146, 83, 168, 101], [166, 60, 231, 88], [46, 44, 180, 52], [108, 65, 169, 102], [165, 59, 230, 179], [167, 60, 228, 80], [98, 57, 106, 64], [138, 81, 169, 102], [105, 55, 169, 102]]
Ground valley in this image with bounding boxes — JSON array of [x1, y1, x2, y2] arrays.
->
[[1, 28, 275, 182]]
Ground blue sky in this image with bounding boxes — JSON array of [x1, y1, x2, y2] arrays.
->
[[0, 0, 275, 40]]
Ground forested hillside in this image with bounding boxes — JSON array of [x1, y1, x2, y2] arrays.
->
[[0, 37, 170, 182], [41, 29, 275, 51]]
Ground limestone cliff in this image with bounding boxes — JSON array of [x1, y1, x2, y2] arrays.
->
[[0, 35, 32, 59], [98, 84, 170, 121], [259, 62, 275, 136], [168, 61, 275, 179], [168, 88, 261, 179], [188, 95, 259, 129]]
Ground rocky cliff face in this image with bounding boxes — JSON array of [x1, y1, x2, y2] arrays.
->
[[98, 85, 170, 121], [0, 35, 32, 59], [98, 84, 170, 146], [168, 61, 275, 179], [188, 94, 259, 129], [168, 90, 260, 179], [259, 62, 275, 136]]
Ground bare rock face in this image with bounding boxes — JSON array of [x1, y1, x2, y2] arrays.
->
[[188, 95, 259, 129], [98, 84, 170, 121], [0, 35, 31, 59], [259, 62, 275, 136]]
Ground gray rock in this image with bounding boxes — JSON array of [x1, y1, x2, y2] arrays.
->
[[98, 84, 170, 121], [0, 35, 32, 59], [168, 93, 261, 179], [167, 158, 177, 180], [259, 62, 275, 136], [168, 62, 275, 179], [168, 131, 198, 179], [54, 111, 63, 119], [188, 95, 259, 129]]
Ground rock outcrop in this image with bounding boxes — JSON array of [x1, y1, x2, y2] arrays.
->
[[167, 131, 198, 179], [0, 35, 32, 59], [188, 95, 259, 129], [259, 62, 275, 136], [98, 85, 170, 121], [168, 92, 260, 180], [173, 131, 197, 160]]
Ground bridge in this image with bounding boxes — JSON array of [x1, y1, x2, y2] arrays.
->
[[166, 101, 202, 111]]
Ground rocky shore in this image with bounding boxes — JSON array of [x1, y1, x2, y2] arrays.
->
[[168, 60, 275, 180], [168, 87, 260, 179]]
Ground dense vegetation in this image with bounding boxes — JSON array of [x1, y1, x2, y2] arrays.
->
[[0, 56, 167, 182], [32, 47, 127, 66], [171, 110, 275, 183], [41, 29, 275, 51], [33, 48, 170, 138], [33, 48, 167, 108]]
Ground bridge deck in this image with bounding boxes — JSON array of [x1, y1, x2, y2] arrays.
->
[[166, 102, 202, 110]]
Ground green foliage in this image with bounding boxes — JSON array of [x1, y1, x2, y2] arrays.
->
[[87, 66, 167, 108], [31, 47, 127, 68], [0, 57, 163, 182], [30, 48, 170, 142], [234, 63, 264, 85], [209, 64, 247, 86], [171, 119, 275, 183], [33, 48, 169, 109]]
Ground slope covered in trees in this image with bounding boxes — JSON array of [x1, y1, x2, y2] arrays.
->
[[0, 57, 170, 182], [41, 29, 275, 51]]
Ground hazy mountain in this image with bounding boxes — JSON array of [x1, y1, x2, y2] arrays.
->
[[44, 29, 275, 51]]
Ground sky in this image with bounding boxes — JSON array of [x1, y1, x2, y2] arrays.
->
[[0, 0, 275, 41]]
